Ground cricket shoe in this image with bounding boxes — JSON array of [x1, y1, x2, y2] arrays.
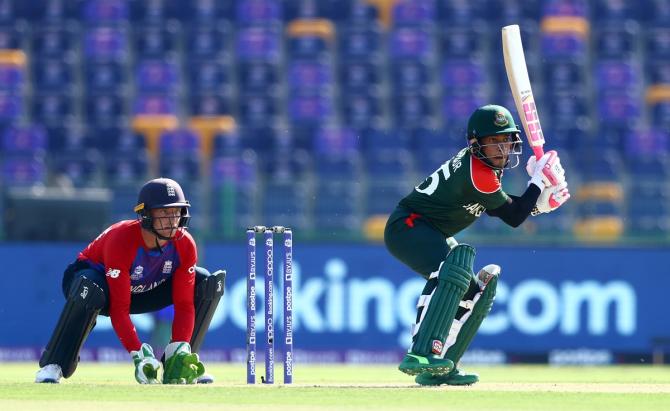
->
[[196, 373, 215, 384], [398, 353, 454, 376], [415, 368, 479, 386], [35, 364, 63, 383]]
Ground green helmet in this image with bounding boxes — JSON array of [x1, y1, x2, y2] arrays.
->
[[466, 104, 522, 170], [467, 104, 519, 139]]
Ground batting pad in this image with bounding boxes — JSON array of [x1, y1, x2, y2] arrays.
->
[[411, 244, 475, 356], [444, 270, 499, 364], [39, 276, 106, 378], [190, 270, 226, 353]]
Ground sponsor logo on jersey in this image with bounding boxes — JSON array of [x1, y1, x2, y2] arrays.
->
[[131, 265, 144, 280], [463, 202, 485, 217], [130, 278, 167, 294], [80, 286, 88, 299], [162, 260, 173, 274], [431, 339, 444, 355], [106, 268, 120, 278]]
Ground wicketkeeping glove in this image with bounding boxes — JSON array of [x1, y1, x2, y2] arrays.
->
[[162, 342, 205, 384], [130, 343, 161, 384]]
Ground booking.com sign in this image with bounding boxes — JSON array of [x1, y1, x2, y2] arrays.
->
[[96, 255, 639, 351]]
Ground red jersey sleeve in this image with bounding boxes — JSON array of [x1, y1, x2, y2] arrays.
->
[[103, 225, 143, 352], [171, 230, 197, 343]]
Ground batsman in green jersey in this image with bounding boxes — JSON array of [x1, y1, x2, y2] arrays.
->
[[384, 105, 570, 386]]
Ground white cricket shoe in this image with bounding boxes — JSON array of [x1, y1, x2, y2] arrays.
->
[[197, 373, 214, 384], [35, 364, 63, 383]]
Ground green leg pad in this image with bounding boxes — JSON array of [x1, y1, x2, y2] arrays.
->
[[412, 244, 475, 356], [445, 275, 498, 365]]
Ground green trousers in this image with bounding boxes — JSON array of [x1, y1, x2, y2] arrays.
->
[[384, 206, 452, 280]]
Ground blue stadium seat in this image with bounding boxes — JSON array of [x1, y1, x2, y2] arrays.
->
[[81, 0, 129, 25], [32, 24, 78, 57], [235, 27, 282, 62], [0, 22, 26, 50], [441, 25, 489, 59], [622, 128, 669, 156], [288, 92, 334, 126], [340, 90, 384, 130], [313, 125, 360, 155], [646, 61, 670, 84], [236, 0, 282, 27], [133, 23, 180, 58], [184, 24, 231, 59], [593, 22, 641, 58], [591, 0, 643, 22], [339, 61, 382, 92], [2, 154, 47, 186], [314, 153, 363, 181], [237, 61, 280, 92], [645, 26, 670, 60], [575, 149, 624, 182], [85, 92, 127, 125], [392, 61, 433, 91], [543, 60, 587, 93], [338, 27, 383, 62], [0, 64, 23, 94], [391, 91, 436, 129], [238, 92, 280, 126], [442, 92, 486, 126], [90, 125, 145, 153], [287, 36, 330, 60], [438, 0, 489, 25], [595, 60, 641, 94], [288, 60, 332, 93], [133, 93, 176, 115], [83, 26, 129, 61], [597, 91, 642, 127], [650, 100, 670, 128], [188, 59, 232, 93], [441, 58, 486, 94], [31, 92, 75, 126], [135, 58, 179, 93], [104, 150, 149, 186], [540, 33, 587, 61], [32, 57, 76, 91], [49, 148, 103, 187], [189, 92, 233, 116], [546, 92, 590, 129], [46, 123, 91, 152], [212, 128, 242, 157], [2, 125, 47, 154], [361, 128, 411, 153], [364, 148, 414, 180], [392, 1, 436, 27], [84, 61, 128, 92], [389, 27, 437, 62]]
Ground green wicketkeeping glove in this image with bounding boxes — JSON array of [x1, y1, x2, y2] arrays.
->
[[130, 343, 161, 384], [162, 342, 205, 384]]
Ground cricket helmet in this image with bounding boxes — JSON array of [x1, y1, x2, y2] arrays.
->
[[134, 178, 191, 237], [466, 104, 522, 169]]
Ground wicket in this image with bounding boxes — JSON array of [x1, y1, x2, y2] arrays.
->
[[246, 225, 293, 384]]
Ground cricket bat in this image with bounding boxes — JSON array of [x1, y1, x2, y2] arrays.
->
[[502, 24, 545, 160]]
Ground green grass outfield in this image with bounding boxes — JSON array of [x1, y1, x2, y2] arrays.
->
[[1, 363, 669, 411]]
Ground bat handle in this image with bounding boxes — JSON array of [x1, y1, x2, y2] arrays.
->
[[532, 146, 545, 160]]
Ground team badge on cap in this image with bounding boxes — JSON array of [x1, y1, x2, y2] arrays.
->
[[494, 111, 509, 127]]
